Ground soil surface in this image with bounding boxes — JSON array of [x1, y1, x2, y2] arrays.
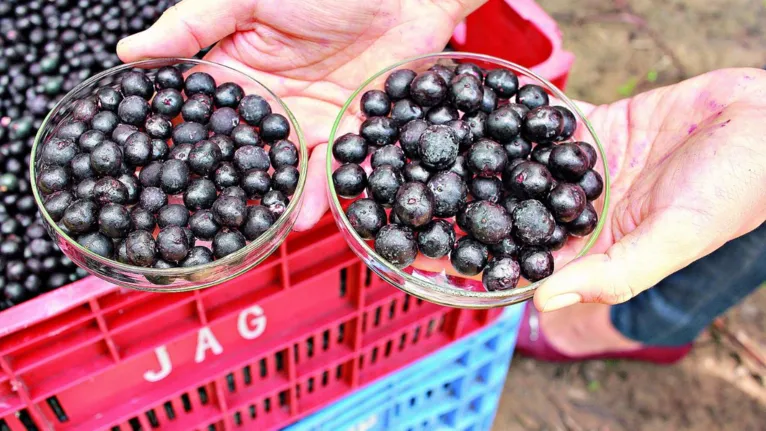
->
[[494, 1, 766, 429]]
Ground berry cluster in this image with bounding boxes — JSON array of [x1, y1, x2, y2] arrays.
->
[[35, 66, 299, 279], [0, 0, 183, 306], [333, 63, 603, 292]]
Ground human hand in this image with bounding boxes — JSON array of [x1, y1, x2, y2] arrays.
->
[[117, 0, 485, 230], [534, 68, 766, 312]]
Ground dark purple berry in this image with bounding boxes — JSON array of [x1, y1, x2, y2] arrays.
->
[[184, 72, 216, 97], [213, 228, 247, 258], [485, 69, 519, 98], [181, 246, 215, 267], [131, 207, 156, 232], [360, 116, 398, 147], [157, 226, 189, 263], [90, 140, 123, 176], [419, 125, 459, 171], [98, 204, 131, 238], [399, 119, 428, 159], [42, 137, 79, 166], [577, 142, 598, 169], [118, 95, 150, 126], [403, 161, 431, 183], [189, 210, 220, 240], [548, 183, 586, 223], [242, 169, 272, 199], [242, 205, 275, 241], [546, 225, 568, 251], [214, 82, 245, 108], [410, 71, 447, 107], [121, 71, 153, 99], [366, 165, 403, 206], [449, 74, 483, 113], [188, 140, 223, 176], [426, 103, 459, 125], [124, 131, 152, 166], [374, 224, 418, 269], [504, 161, 553, 200], [384, 69, 416, 100], [212, 195, 246, 228], [145, 115, 173, 140], [451, 237, 488, 276], [272, 165, 299, 196], [346, 198, 386, 240], [126, 229, 156, 267], [262, 190, 289, 219], [371, 145, 405, 170], [577, 169, 603, 201], [361, 90, 391, 117], [332, 164, 367, 199], [183, 178, 217, 210], [470, 176, 504, 203], [260, 113, 290, 142], [238, 95, 271, 126], [523, 106, 564, 144], [156, 66, 184, 90], [512, 199, 555, 245], [487, 107, 522, 141], [234, 145, 269, 172], [519, 247, 553, 281], [390, 99, 424, 126], [567, 202, 598, 237], [333, 134, 368, 164], [214, 162, 240, 190], [43, 191, 75, 222], [157, 204, 190, 228], [61, 199, 98, 234], [152, 88, 183, 118], [549, 143, 589, 180], [427, 171, 467, 218], [160, 159, 190, 194], [172, 122, 207, 145], [393, 182, 434, 228], [555, 106, 577, 141], [516, 84, 549, 110], [483, 258, 520, 291], [417, 219, 455, 259], [94, 176, 128, 205]]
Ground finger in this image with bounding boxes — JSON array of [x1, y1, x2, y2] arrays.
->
[[117, 0, 249, 62], [533, 209, 710, 312], [293, 144, 330, 231]]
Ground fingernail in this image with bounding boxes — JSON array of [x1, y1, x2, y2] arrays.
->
[[542, 293, 582, 312]]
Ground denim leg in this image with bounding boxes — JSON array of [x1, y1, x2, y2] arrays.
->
[[610, 222, 766, 346]]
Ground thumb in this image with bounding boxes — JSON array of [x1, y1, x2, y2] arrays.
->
[[293, 144, 330, 231], [533, 209, 712, 312], [117, 0, 250, 62]]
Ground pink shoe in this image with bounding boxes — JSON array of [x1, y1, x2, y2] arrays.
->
[[516, 302, 692, 364]]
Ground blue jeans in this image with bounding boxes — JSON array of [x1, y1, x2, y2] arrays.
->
[[610, 222, 766, 346]]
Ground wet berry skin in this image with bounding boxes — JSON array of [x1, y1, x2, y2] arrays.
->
[[512, 199, 555, 245], [447, 120, 473, 152], [124, 132, 152, 166], [384, 69, 417, 100], [213, 228, 247, 258], [232, 124, 262, 147], [577, 169, 604, 201], [374, 224, 418, 269], [44, 191, 75, 221], [399, 119, 429, 159], [555, 106, 577, 141], [428, 65, 455, 86], [211, 135, 236, 161], [145, 115, 173, 140], [346, 198, 387, 240], [238, 95, 272, 126], [485, 69, 519, 98], [125, 229, 156, 267], [234, 146, 270, 172], [181, 97, 213, 123], [78, 232, 114, 258], [172, 121, 207, 146], [42, 137, 79, 166], [189, 140, 223, 176], [91, 112, 120, 135], [419, 125, 459, 171], [189, 210, 220, 241], [371, 145, 405, 171], [121, 71, 154, 99], [548, 183, 586, 223], [409, 71, 447, 107], [531, 144, 553, 166], [160, 159, 190, 195], [575, 142, 598, 170], [272, 166, 299, 195], [118, 95, 151, 126], [486, 107, 522, 142], [483, 258, 521, 291], [361, 90, 391, 117], [214, 162, 241, 190], [212, 195, 247, 228], [427, 171, 467, 218], [90, 140, 123, 176], [61, 199, 98, 234], [262, 190, 290, 219], [523, 106, 564, 144], [467, 138, 508, 176], [156, 66, 185, 91], [185, 72, 216, 97], [549, 143, 589, 181], [215, 82, 245, 108], [333, 133, 368, 164], [333, 164, 367, 199], [260, 113, 291, 143], [93, 177, 128, 206], [516, 84, 549, 110], [417, 219, 455, 259], [270, 140, 299, 169], [455, 63, 483, 80], [242, 205, 275, 240], [489, 235, 520, 259], [504, 135, 532, 160], [209, 107, 241, 136], [466, 201, 513, 245], [390, 99, 424, 126], [449, 74, 483, 113], [393, 182, 435, 229], [222, 186, 248, 201], [567, 202, 598, 237], [504, 161, 554, 200], [546, 225, 568, 251], [157, 204, 190, 228], [366, 165, 403, 207], [403, 161, 431, 184], [426, 103, 460, 125], [79, 130, 106, 152], [70, 154, 94, 179], [98, 204, 131, 238], [481, 86, 498, 114], [131, 207, 156, 232], [139, 162, 163, 188], [360, 116, 398, 147], [152, 88, 184, 118], [184, 178, 217, 210], [156, 226, 190, 263], [451, 237, 489, 276], [169, 144, 192, 163], [181, 246, 215, 268], [470, 176, 504, 203], [519, 247, 554, 281], [242, 169, 272, 199], [98, 87, 123, 112]]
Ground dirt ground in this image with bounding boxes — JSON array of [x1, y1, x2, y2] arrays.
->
[[494, 1, 766, 430]]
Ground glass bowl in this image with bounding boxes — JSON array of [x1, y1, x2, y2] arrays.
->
[[326, 53, 610, 309], [31, 58, 307, 292]]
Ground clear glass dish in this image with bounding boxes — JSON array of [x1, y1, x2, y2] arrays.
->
[[326, 53, 610, 308], [31, 58, 307, 292]]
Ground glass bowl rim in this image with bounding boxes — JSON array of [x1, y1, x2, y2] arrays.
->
[[326, 52, 611, 306], [30, 57, 309, 277]]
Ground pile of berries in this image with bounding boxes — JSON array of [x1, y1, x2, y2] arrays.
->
[[0, 0, 185, 307], [35, 66, 299, 280], [333, 63, 603, 292]]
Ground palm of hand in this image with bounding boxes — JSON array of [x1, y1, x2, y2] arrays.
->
[[538, 68, 766, 307]]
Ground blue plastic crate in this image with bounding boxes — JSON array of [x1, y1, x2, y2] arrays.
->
[[283, 304, 525, 431]]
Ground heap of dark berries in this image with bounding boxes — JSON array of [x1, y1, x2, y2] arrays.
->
[[34, 66, 299, 283], [0, 0, 193, 308], [333, 62, 603, 292]]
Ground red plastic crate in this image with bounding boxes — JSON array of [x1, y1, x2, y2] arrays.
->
[[450, 0, 574, 90], [0, 3, 572, 429], [0, 214, 502, 431]]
